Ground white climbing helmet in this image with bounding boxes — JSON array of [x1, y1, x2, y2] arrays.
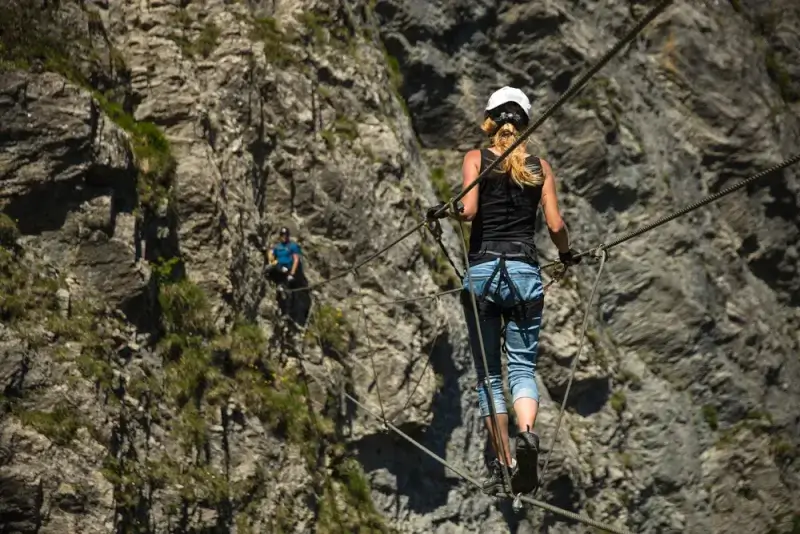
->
[[485, 86, 531, 119]]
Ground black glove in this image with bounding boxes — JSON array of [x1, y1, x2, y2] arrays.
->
[[425, 202, 448, 221], [559, 248, 581, 267], [425, 201, 464, 221]]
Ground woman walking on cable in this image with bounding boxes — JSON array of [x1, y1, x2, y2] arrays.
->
[[430, 86, 579, 495]]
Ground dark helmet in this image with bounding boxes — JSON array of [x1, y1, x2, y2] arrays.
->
[[279, 226, 290, 236]]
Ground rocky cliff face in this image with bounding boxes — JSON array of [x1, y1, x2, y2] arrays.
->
[[1, 1, 798, 533]]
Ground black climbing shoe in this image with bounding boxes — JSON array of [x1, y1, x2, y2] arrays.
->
[[482, 458, 512, 495], [512, 431, 540, 494]]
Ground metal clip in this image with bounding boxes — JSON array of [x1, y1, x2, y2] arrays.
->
[[426, 218, 444, 240], [588, 244, 609, 262], [512, 492, 523, 513]]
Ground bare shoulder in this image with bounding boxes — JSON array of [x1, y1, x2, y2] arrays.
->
[[464, 149, 482, 164]]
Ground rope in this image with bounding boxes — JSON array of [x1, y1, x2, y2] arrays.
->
[[424, 221, 464, 280], [456, 219, 515, 495], [359, 299, 389, 429], [432, 0, 674, 219], [388, 300, 442, 423], [341, 389, 633, 534], [287, 221, 425, 294], [540, 153, 800, 269], [537, 249, 607, 490], [368, 287, 462, 307]]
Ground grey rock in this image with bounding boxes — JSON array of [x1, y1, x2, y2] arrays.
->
[[0, 0, 798, 533]]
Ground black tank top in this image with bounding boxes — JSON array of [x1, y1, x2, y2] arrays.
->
[[468, 149, 543, 259]]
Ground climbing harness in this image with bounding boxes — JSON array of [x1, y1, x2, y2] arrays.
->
[[273, 0, 800, 530], [463, 240, 543, 323]]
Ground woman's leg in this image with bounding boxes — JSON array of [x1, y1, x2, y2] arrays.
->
[[462, 289, 508, 461], [502, 261, 545, 493], [505, 311, 542, 432], [462, 262, 514, 493]]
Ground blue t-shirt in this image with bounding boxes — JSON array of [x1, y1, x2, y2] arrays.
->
[[273, 241, 301, 268]]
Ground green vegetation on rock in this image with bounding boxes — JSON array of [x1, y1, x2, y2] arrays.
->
[[297, 10, 356, 53], [0, 2, 175, 216], [0, 213, 20, 250], [0, 245, 61, 325], [306, 304, 354, 358], [702, 404, 719, 430], [248, 16, 296, 67], [321, 116, 361, 147], [93, 94, 176, 214], [609, 390, 627, 414], [16, 405, 84, 446], [168, 9, 221, 59]]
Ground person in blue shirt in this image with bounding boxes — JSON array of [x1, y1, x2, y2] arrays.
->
[[270, 226, 302, 285], [267, 226, 311, 335]]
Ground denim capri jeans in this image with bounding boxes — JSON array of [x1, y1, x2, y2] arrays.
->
[[461, 258, 544, 417]]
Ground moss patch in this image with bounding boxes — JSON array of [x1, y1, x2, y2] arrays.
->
[[187, 21, 222, 58], [168, 10, 221, 59], [609, 390, 626, 414], [93, 93, 175, 213], [17, 405, 84, 446], [318, 457, 391, 533], [248, 16, 296, 67], [306, 304, 353, 358], [321, 116, 360, 148], [702, 404, 719, 430], [158, 278, 214, 337], [0, 248, 61, 325], [0, 213, 21, 250]]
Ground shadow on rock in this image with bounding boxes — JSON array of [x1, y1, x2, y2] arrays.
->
[[351, 331, 463, 514]]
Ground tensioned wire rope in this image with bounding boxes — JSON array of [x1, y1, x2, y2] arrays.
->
[[295, 151, 800, 442], [291, 317, 634, 534], [455, 217, 514, 495], [282, 0, 674, 526], [451, 152, 800, 500], [286, 0, 675, 298]]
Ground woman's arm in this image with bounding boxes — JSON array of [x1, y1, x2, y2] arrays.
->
[[457, 149, 482, 221], [539, 158, 570, 253]]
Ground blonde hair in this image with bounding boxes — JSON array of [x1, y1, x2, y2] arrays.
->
[[481, 117, 544, 187]]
